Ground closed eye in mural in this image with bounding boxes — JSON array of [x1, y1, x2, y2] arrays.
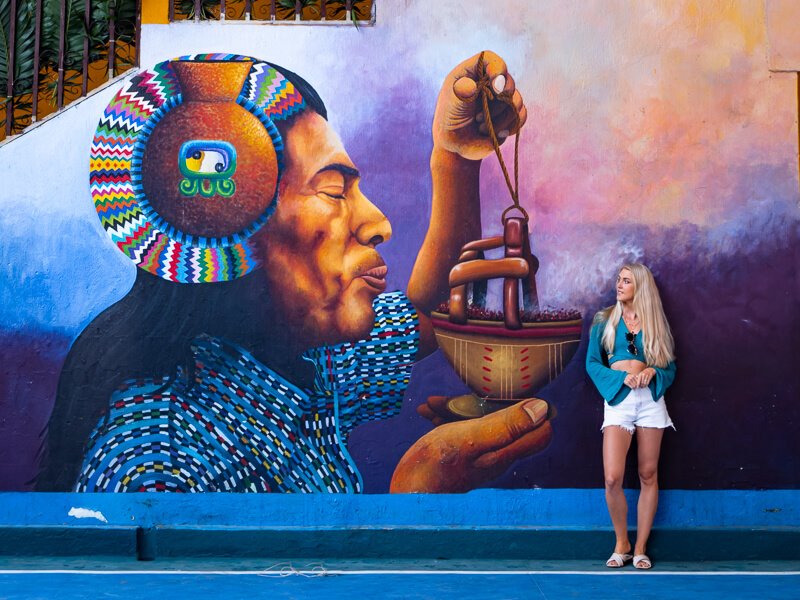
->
[[38, 51, 579, 494]]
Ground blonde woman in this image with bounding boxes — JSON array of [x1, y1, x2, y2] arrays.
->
[[586, 263, 676, 570]]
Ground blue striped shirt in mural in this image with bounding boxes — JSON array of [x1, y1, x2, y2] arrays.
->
[[75, 291, 419, 493]]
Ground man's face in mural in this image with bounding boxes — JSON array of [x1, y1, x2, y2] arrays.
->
[[254, 111, 392, 349]]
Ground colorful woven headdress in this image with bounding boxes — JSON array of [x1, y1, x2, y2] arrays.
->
[[90, 54, 307, 283]]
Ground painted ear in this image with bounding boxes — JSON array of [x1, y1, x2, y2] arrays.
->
[[92, 55, 289, 284], [142, 59, 280, 239]]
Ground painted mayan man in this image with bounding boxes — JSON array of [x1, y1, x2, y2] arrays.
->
[[39, 51, 552, 493]]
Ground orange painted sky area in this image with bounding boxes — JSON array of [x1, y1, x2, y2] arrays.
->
[[469, 0, 797, 232]]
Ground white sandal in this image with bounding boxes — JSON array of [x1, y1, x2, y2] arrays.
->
[[633, 554, 652, 569], [606, 552, 633, 568]]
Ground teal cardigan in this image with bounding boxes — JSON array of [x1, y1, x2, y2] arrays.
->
[[586, 320, 676, 406]]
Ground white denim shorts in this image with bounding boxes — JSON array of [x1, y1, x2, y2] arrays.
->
[[602, 387, 675, 434]]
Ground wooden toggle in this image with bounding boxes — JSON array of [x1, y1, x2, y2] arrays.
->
[[447, 216, 539, 330]]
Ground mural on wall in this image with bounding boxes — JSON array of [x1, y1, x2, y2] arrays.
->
[[2, 1, 798, 494], [37, 51, 566, 493]]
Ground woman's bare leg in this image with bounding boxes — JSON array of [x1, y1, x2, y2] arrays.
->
[[634, 426, 664, 556], [603, 426, 633, 554]]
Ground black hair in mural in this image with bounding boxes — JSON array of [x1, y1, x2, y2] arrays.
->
[[37, 61, 327, 491]]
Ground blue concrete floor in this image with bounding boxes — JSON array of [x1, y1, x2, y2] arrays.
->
[[1, 560, 798, 599]]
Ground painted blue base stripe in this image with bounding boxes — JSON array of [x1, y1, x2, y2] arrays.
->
[[1, 569, 799, 575], [1, 489, 797, 528], [0, 572, 798, 600]]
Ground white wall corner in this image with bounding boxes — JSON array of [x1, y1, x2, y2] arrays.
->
[[766, 0, 800, 71]]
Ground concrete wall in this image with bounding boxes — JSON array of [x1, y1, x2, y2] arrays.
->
[[0, 0, 798, 548]]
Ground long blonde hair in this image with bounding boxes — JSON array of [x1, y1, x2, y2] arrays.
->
[[593, 263, 675, 368]]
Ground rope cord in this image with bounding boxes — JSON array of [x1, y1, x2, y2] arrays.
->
[[475, 51, 527, 224]]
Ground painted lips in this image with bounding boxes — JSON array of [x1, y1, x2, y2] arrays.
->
[[358, 265, 388, 292]]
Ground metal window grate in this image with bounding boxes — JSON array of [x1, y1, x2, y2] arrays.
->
[[169, 0, 375, 24], [1, 0, 374, 142], [1, 0, 142, 142]]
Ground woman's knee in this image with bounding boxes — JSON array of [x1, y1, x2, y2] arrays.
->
[[605, 472, 624, 491], [638, 467, 658, 487]]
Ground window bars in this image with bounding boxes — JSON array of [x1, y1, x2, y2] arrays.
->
[[1, 0, 142, 140], [1, 0, 373, 142], [169, 0, 374, 23]]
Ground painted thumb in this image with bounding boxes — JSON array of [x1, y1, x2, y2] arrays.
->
[[471, 399, 553, 470], [468, 398, 549, 452], [453, 76, 479, 102]]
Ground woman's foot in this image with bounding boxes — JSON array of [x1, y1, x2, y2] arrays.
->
[[633, 554, 652, 569], [606, 552, 633, 568], [606, 541, 632, 568]]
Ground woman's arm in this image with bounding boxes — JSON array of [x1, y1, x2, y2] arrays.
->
[[644, 361, 676, 400], [586, 322, 629, 405]]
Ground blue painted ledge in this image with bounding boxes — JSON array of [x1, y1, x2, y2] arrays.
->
[[0, 489, 797, 528], [0, 490, 798, 559]]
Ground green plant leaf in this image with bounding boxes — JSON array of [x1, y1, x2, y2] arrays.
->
[[176, 0, 218, 21], [2, 0, 139, 134]]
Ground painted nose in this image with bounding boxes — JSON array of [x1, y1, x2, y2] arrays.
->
[[351, 189, 392, 248]]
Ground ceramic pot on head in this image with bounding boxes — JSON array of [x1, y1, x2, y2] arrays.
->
[[140, 60, 280, 239]]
